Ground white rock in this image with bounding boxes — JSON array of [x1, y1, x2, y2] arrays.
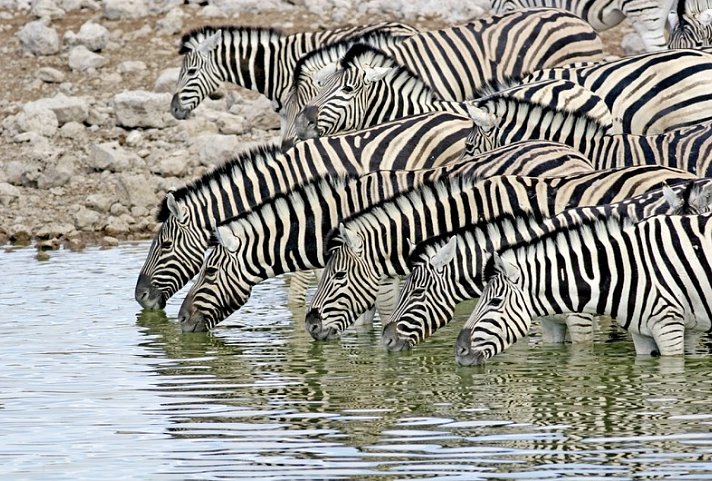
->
[[76, 21, 109, 51], [37, 66, 65, 83], [89, 141, 140, 172], [147, 0, 181, 14], [85, 193, 114, 212], [36, 154, 75, 188], [58, 121, 85, 138], [118, 60, 146, 73], [74, 206, 102, 230], [16, 107, 58, 137], [198, 5, 227, 17], [113, 173, 159, 209], [103, 0, 147, 19], [17, 20, 60, 55], [155, 8, 183, 34], [112, 90, 175, 129], [125, 130, 143, 147], [154, 150, 190, 177], [68, 45, 107, 71], [621, 32, 646, 56], [153, 67, 180, 93], [216, 112, 246, 135], [25, 93, 88, 125], [0, 182, 21, 206], [193, 133, 241, 166], [32, 0, 65, 19]]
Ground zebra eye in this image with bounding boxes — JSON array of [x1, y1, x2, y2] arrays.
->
[[488, 297, 502, 307], [342, 85, 355, 94], [205, 266, 219, 278], [412, 288, 426, 299], [187, 67, 198, 76], [161, 240, 173, 250], [334, 271, 347, 280]]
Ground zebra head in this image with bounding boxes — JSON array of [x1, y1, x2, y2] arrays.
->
[[463, 104, 501, 157], [455, 251, 530, 366], [294, 44, 397, 141], [172, 29, 224, 120], [135, 193, 209, 310], [306, 223, 380, 340], [178, 224, 255, 332], [383, 237, 460, 352]]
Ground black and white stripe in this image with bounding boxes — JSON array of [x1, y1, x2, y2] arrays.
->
[[456, 209, 712, 365], [668, 0, 712, 48], [387, 180, 712, 352], [306, 165, 699, 340], [174, 140, 598, 332], [134, 111, 471, 310], [170, 22, 417, 119], [465, 89, 712, 177], [292, 8, 604, 141], [490, 0, 676, 51]]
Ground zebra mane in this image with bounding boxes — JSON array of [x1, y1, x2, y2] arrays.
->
[[470, 75, 527, 98], [214, 172, 360, 239], [340, 43, 426, 81], [478, 94, 613, 136], [290, 31, 403, 91], [156, 142, 282, 222], [326, 175, 479, 250], [179, 25, 283, 54]]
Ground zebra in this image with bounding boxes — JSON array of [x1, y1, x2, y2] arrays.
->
[[464, 90, 712, 177], [176, 141, 599, 332], [489, 0, 676, 51], [134, 111, 472, 310], [170, 22, 418, 120], [668, 0, 712, 48], [456, 209, 712, 364], [293, 46, 612, 142], [385, 180, 712, 352], [300, 46, 712, 143], [279, 33, 406, 150], [305, 165, 699, 341]]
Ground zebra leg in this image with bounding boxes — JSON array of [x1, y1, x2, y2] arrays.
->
[[649, 316, 686, 356], [287, 270, 316, 307], [564, 313, 595, 343], [631, 332, 660, 356], [684, 330, 703, 354], [374, 276, 402, 322], [540, 315, 568, 343], [354, 305, 377, 326]]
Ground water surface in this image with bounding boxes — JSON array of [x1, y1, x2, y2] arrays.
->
[[2, 243, 712, 480]]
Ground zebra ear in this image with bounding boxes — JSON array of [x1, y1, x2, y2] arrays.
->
[[492, 252, 520, 284], [698, 9, 712, 26], [667, 12, 679, 31], [662, 183, 683, 212], [466, 104, 499, 131], [339, 223, 363, 256], [430, 237, 457, 273], [166, 193, 185, 223], [315, 62, 339, 86], [196, 31, 222, 57], [215, 225, 240, 253], [363, 65, 392, 83]]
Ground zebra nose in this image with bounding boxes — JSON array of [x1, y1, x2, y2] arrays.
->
[[381, 322, 410, 352], [295, 106, 319, 140], [135, 274, 166, 310], [305, 308, 323, 335], [455, 327, 476, 365], [171, 93, 190, 120]]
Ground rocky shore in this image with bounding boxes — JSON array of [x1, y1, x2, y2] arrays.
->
[[0, 0, 632, 252]]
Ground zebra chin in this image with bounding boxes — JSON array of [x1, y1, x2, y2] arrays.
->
[[170, 94, 192, 120], [381, 322, 412, 352], [304, 308, 340, 341], [177, 301, 209, 333], [454, 328, 488, 366]]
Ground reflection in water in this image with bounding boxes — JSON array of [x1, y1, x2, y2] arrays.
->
[[1, 243, 712, 480]]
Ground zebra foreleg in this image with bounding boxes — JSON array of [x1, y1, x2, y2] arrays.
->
[[540, 315, 568, 343], [287, 270, 316, 307], [539, 313, 594, 344]]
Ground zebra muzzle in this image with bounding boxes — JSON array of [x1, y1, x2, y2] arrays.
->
[[454, 328, 486, 366], [171, 93, 191, 120], [305, 308, 336, 341]]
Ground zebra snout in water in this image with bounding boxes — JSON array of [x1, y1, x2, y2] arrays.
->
[[305, 308, 336, 340], [134, 274, 166, 310], [178, 299, 208, 333], [454, 328, 485, 366], [294, 106, 319, 140], [381, 322, 411, 352], [170, 93, 191, 120]]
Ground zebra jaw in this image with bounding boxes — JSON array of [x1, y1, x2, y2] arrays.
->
[[177, 300, 209, 333], [304, 308, 339, 340], [381, 322, 412, 352]]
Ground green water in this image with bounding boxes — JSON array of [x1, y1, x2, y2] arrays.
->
[[1, 242, 712, 480]]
